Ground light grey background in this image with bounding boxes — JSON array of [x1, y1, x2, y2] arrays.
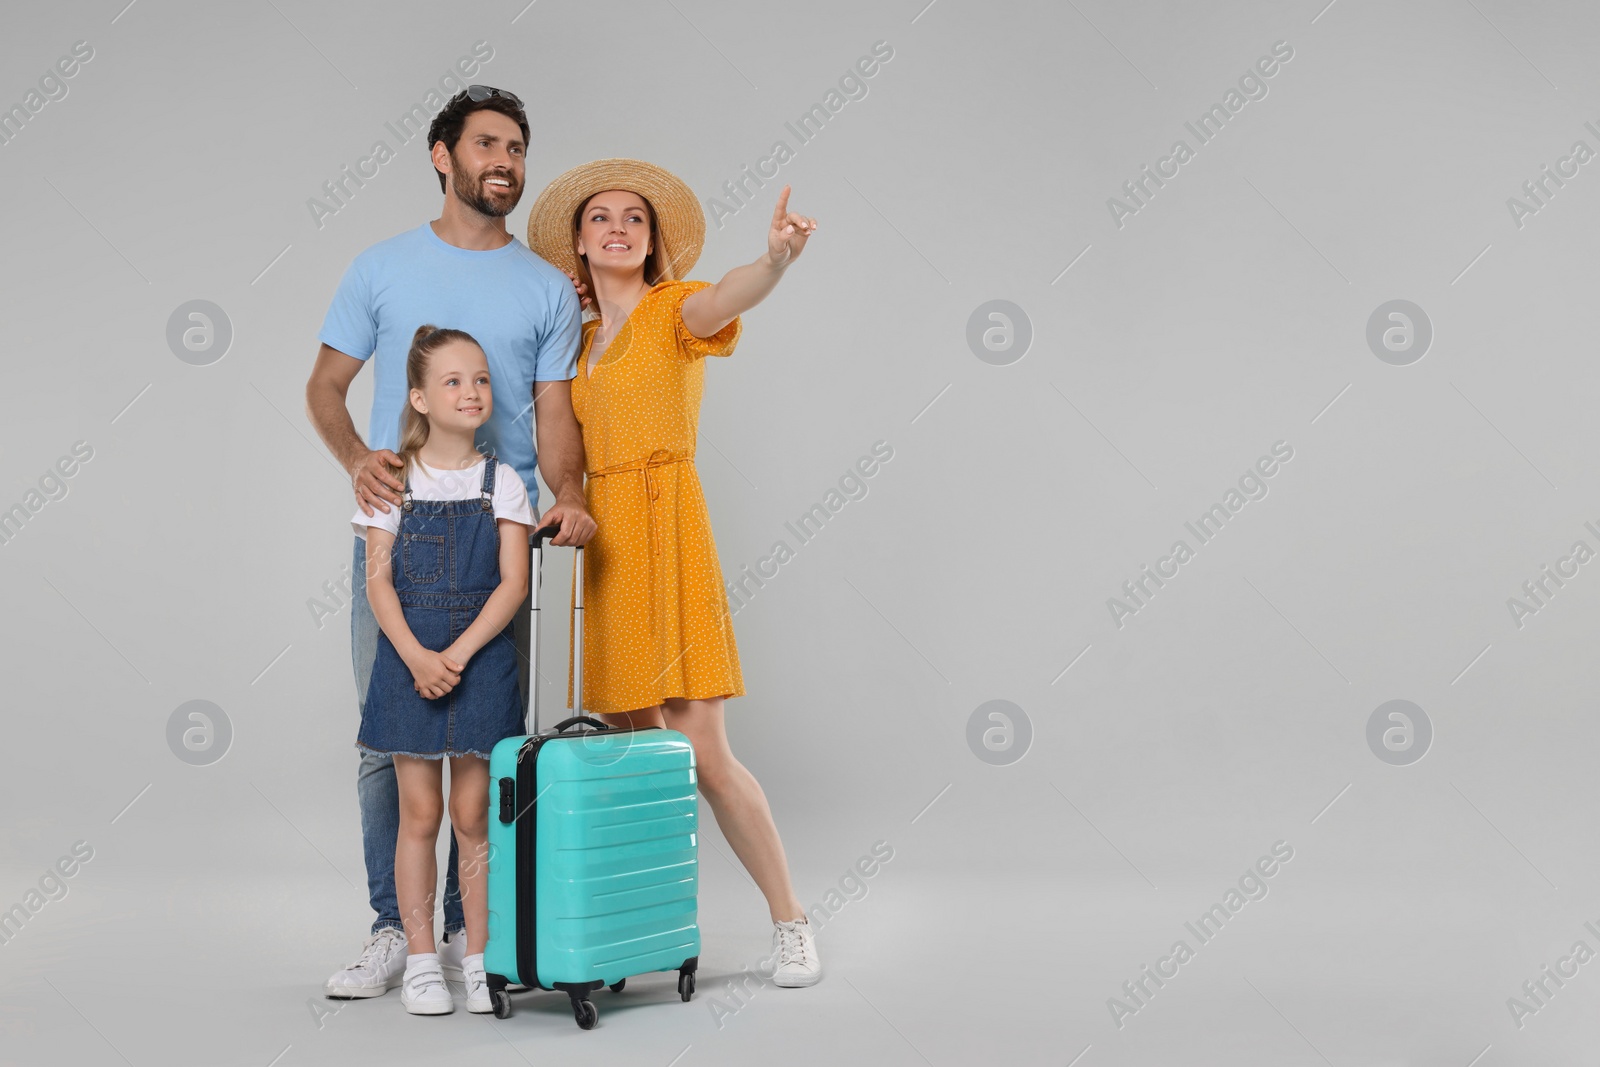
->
[[3, 0, 1599, 1064]]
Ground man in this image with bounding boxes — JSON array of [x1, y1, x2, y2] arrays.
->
[[305, 85, 595, 999]]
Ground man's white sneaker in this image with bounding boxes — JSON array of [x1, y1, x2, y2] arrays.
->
[[323, 927, 407, 999], [462, 952, 493, 1013], [400, 956, 454, 1015], [771, 917, 822, 987], [438, 929, 467, 983]]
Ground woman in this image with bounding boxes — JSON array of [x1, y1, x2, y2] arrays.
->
[[526, 158, 821, 986]]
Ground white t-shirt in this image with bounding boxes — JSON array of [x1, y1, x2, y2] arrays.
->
[[350, 458, 537, 541]]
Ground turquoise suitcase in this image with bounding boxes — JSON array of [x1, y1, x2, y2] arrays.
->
[[484, 528, 700, 1027]]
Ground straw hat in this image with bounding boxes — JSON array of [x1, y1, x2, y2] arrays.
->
[[526, 158, 705, 278]]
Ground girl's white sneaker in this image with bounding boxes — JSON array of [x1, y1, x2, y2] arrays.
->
[[400, 956, 454, 1015], [462, 953, 493, 1013], [438, 928, 467, 982], [771, 917, 822, 987]]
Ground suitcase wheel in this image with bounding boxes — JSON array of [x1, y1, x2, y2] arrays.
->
[[491, 990, 512, 1019], [571, 996, 598, 1029], [609, 979, 626, 993], [678, 971, 695, 1001]]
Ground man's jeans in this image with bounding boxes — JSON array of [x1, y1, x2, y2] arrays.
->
[[352, 534, 534, 936]]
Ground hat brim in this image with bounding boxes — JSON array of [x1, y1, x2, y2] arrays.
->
[[526, 158, 705, 279]]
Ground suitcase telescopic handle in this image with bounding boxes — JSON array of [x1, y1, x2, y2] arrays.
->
[[528, 522, 584, 734]]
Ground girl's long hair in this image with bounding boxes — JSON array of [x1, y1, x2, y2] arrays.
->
[[570, 191, 678, 321], [396, 324, 482, 483]]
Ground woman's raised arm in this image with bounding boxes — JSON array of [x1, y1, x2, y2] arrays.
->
[[680, 185, 817, 338]]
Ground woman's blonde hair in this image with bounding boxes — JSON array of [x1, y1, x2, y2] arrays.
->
[[395, 323, 482, 483], [570, 190, 678, 318]]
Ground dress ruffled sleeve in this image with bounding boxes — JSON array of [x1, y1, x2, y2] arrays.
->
[[661, 280, 740, 361]]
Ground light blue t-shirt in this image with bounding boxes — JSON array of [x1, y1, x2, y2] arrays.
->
[[317, 222, 582, 512]]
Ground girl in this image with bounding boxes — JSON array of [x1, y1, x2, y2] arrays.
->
[[352, 324, 535, 1015], [526, 159, 823, 986]]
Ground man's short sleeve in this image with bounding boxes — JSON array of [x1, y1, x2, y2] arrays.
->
[[318, 257, 377, 360], [534, 276, 582, 381]]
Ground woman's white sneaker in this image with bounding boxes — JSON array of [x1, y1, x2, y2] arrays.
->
[[462, 952, 493, 1013], [771, 917, 821, 987], [323, 927, 407, 999], [400, 956, 454, 1015]]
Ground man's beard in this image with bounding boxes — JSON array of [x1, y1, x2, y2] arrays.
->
[[452, 163, 521, 218]]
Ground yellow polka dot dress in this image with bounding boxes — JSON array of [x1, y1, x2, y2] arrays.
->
[[566, 280, 745, 714]]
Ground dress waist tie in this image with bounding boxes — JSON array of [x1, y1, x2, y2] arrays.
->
[[586, 448, 694, 559], [584, 450, 694, 669]]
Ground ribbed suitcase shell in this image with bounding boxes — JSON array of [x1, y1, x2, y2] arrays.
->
[[484, 726, 701, 990]]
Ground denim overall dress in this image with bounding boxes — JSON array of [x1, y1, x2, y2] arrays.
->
[[356, 458, 522, 760]]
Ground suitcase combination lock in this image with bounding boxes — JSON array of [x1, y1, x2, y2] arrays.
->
[[498, 777, 516, 824]]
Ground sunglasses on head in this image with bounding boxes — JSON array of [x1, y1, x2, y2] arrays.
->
[[466, 83, 523, 109]]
